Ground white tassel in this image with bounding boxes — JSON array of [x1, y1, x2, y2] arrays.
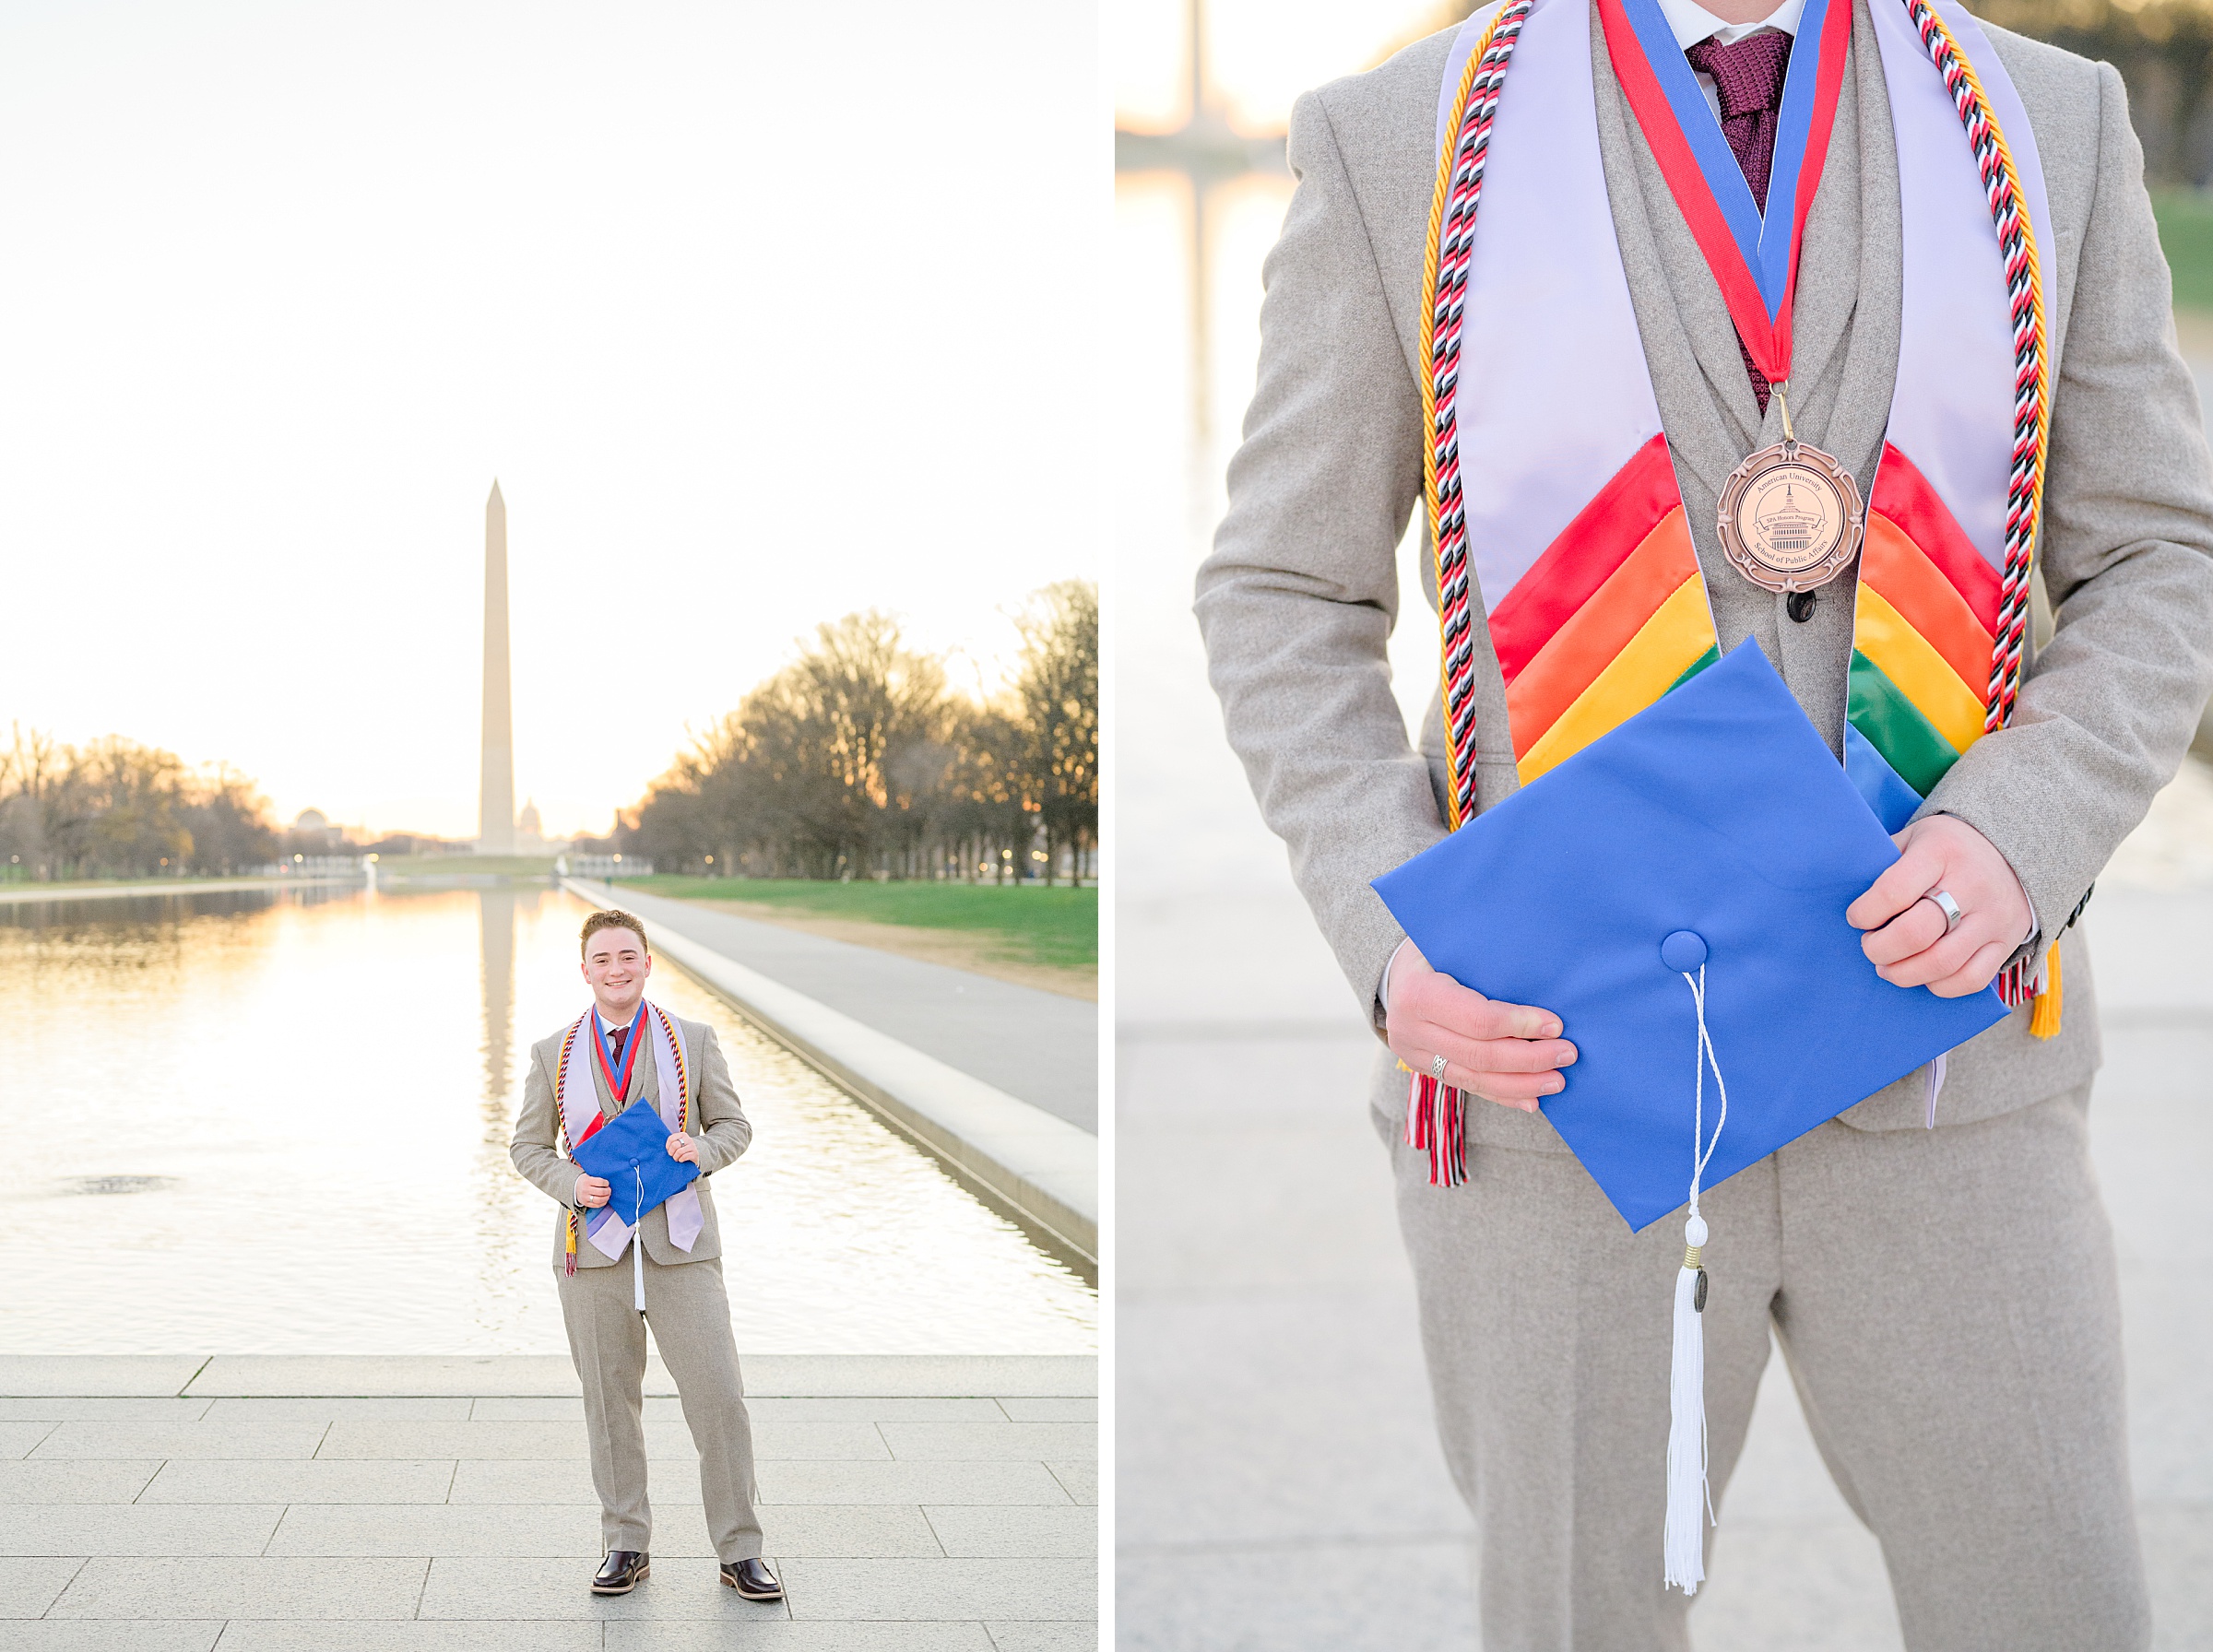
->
[[1663, 950, 1725, 1595], [632, 1168, 646, 1313], [1664, 1212, 1710, 1593]]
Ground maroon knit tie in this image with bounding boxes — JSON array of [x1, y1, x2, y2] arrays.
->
[[1684, 29, 1794, 410]]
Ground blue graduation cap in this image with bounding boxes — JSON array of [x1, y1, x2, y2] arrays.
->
[[1372, 641, 2006, 1235], [573, 1099, 700, 1229]]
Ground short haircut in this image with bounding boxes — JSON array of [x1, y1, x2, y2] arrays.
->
[[581, 909, 650, 960]]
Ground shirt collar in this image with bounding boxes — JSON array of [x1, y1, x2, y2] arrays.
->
[[1655, 0, 1805, 49]]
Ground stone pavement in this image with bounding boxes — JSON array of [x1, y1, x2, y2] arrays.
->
[[1117, 772, 2213, 1650], [589, 884, 1096, 1135], [0, 1355, 1096, 1650]]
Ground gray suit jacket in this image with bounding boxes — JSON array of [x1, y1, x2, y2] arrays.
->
[[510, 1011, 752, 1267], [1196, 3, 2213, 1140]]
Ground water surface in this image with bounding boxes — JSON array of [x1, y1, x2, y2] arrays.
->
[[1, 883, 1095, 1355]]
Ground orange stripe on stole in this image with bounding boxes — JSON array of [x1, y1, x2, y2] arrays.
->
[[1506, 506, 1699, 757], [1518, 572, 1715, 783]]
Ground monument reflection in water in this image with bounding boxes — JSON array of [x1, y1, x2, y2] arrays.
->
[[2, 883, 1096, 1356]]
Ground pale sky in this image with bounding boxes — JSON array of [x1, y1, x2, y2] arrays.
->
[[1111, 0, 1455, 134], [0, 0, 1097, 842]]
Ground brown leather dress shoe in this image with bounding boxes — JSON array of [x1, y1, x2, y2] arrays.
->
[[719, 1557, 782, 1599], [592, 1551, 649, 1595]]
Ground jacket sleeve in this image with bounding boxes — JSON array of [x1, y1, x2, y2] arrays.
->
[[689, 1024, 752, 1175], [1193, 87, 1449, 1024], [1923, 61, 2213, 933], [511, 1043, 582, 1208]]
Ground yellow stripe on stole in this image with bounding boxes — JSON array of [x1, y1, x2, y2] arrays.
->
[[1854, 584, 1984, 756], [1517, 574, 1715, 785]]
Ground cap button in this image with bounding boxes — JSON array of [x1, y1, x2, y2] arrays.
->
[[1660, 930, 1709, 973]]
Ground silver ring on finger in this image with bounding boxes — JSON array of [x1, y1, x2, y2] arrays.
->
[[1922, 888, 1964, 933], [1429, 1052, 1450, 1082]]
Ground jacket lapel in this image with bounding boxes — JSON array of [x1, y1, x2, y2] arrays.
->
[[1589, 0, 1899, 490], [1589, 15, 1758, 498], [1805, 0, 1904, 499]]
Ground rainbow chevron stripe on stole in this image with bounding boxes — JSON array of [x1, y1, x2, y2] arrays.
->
[[1846, 446, 2003, 826], [1492, 437, 1718, 785]]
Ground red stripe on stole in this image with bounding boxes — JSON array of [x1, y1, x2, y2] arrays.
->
[[1490, 435, 1682, 683], [1868, 443, 2003, 633], [1506, 508, 1697, 750]]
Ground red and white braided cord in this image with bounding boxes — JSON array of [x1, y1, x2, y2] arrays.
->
[[1901, 0, 2047, 741], [1899, 0, 2051, 1005], [1428, 0, 1534, 834]]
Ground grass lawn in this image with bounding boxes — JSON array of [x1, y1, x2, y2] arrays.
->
[[611, 877, 1098, 972], [2156, 189, 2213, 312]]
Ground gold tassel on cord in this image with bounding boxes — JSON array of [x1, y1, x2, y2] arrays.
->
[[2029, 943, 2063, 1040]]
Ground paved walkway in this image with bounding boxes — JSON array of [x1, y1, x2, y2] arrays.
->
[[1117, 769, 2213, 1650], [0, 1355, 1095, 1650], [595, 885, 1095, 1135]]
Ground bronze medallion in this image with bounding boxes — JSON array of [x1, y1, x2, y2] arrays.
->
[[1715, 439, 1864, 595]]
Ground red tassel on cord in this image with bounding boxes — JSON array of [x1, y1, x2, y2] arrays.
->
[[1406, 1072, 1468, 1187]]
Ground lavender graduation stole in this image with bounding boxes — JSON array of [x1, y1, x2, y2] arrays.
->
[[555, 1002, 704, 1260]]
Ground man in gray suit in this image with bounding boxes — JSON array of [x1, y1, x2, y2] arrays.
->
[[511, 907, 782, 1601], [1197, 0, 2213, 1645]]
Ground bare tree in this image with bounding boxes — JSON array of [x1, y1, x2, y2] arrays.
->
[[0, 727, 278, 880], [1012, 581, 1100, 883], [626, 593, 1098, 883]]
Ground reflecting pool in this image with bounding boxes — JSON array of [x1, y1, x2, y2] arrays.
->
[[1, 883, 1096, 1356]]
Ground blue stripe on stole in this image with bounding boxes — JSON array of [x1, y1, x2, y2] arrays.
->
[[1613, 0, 1837, 320], [1845, 723, 1926, 834]]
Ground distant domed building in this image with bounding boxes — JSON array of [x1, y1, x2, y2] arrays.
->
[[516, 798, 545, 850], [287, 808, 345, 856]]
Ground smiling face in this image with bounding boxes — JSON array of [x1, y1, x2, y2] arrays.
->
[[581, 923, 653, 1022]]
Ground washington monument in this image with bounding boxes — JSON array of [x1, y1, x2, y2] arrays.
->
[[479, 479, 515, 855]]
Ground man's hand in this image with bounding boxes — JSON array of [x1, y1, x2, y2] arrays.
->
[[1384, 940, 1577, 1114], [1846, 814, 2031, 997], [574, 1174, 611, 1209], [665, 1131, 699, 1165]]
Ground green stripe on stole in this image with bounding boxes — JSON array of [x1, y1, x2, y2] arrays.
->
[[1848, 651, 1960, 797], [1666, 645, 1721, 696]]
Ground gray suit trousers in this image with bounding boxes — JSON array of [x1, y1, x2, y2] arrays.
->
[[1385, 1084, 2148, 1652], [556, 1250, 764, 1563]]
